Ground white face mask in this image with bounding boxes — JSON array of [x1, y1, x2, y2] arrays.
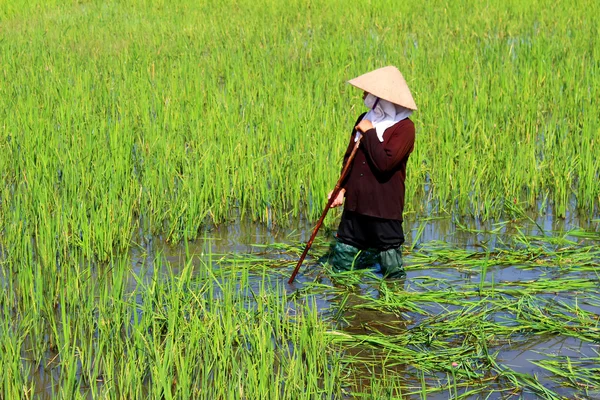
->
[[355, 95, 412, 143], [364, 93, 378, 109]]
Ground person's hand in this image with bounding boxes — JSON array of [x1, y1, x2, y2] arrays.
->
[[328, 189, 345, 208], [355, 119, 374, 133]]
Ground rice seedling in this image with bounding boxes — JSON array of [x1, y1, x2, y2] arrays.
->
[[0, 0, 599, 398], [1, 0, 598, 260], [0, 213, 598, 397]]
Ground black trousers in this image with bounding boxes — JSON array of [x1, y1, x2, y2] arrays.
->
[[336, 210, 405, 251]]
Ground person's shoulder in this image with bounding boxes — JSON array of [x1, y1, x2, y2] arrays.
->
[[388, 118, 415, 141], [400, 117, 415, 129], [393, 118, 415, 133]]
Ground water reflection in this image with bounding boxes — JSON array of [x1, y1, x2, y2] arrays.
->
[[23, 212, 600, 399]]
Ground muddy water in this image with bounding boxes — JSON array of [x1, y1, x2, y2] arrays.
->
[[124, 212, 599, 398], [30, 212, 599, 398]]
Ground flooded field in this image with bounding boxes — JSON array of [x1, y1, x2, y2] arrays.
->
[[184, 214, 600, 398], [17, 211, 597, 398], [1, 0, 599, 398]]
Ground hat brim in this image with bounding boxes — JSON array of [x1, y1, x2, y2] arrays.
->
[[348, 66, 417, 110]]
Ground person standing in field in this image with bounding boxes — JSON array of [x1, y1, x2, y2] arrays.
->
[[328, 66, 417, 278]]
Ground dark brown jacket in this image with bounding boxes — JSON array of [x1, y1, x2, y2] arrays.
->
[[341, 113, 415, 221]]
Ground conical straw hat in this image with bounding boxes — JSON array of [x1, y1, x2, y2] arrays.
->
[[347, 66, 417, 110]]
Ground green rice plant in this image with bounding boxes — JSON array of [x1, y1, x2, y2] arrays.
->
[[1, 0, 599, 265], [0, 218, 598, 397], [532, 355, 600, 395], [0, 0, 599, 398]]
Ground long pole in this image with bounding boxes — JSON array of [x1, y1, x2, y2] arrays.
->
[[288, 135, 363, 284]]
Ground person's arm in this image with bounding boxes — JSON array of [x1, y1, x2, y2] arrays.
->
[[357, 119, 415, 173]]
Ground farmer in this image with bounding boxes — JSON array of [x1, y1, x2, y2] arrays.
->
[[328, 66, 417, 278]]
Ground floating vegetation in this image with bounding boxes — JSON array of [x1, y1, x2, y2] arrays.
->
[[4, 218, 596, 398]]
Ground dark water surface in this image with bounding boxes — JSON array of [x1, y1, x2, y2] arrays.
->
[[124, 211, 600, 398], [30, 211, 599, 398]]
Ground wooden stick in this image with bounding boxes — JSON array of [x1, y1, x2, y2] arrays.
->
[[288, 136, 362, 284]]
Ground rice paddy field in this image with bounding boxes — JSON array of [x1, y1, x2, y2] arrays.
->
[[1, 0, 599, 398]]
